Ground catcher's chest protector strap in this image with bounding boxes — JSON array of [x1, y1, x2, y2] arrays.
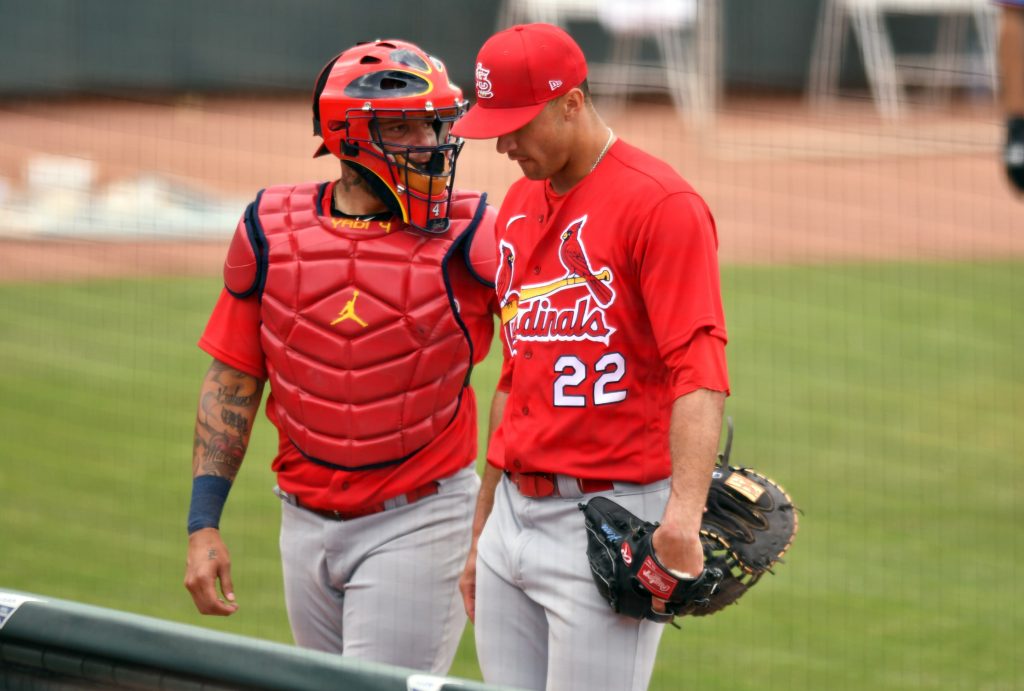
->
[[454, 191, 496, 288], [225, 187, 490, 298], [223, 190, 267, 299], [226, 182, 487, 470]]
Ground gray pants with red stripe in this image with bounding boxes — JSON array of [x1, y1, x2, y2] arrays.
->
[[475, 474, 672, 691], [277, 465, 479, 673]]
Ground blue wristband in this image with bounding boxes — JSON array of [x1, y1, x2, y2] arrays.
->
[[188, 475, 232, 535]]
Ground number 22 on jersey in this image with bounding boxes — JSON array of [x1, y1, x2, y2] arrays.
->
[[553, 352, 627, 407]]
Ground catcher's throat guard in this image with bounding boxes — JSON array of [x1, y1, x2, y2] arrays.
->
[[579, 418, 799, 622]]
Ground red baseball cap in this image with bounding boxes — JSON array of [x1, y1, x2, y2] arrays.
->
[[451, 23, 588, 139]]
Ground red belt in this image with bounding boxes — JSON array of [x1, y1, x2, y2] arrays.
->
[[293, 481, 440, 521], [505, 471, 615, 498]]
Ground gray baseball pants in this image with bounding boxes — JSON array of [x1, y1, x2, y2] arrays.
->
[[474, 473, 671, 691], [278, 465, 479, 674]]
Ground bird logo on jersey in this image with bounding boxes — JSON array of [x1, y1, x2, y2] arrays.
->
[[498, 215, 616, 355], [558, 217, 614, 307], [496, 243, 517, 306]]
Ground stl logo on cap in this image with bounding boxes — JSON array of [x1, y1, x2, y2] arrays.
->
[[475, 63, 494, 99]]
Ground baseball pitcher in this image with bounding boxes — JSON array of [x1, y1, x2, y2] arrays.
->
[[452, 23, 730, 691]]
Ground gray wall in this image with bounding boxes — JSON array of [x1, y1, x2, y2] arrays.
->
[[0, 0, 960, 97], [0, 0, 506, 93]]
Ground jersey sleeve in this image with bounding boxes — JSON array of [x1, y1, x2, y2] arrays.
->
[[454, 276, 497, 367], [496, 342, 514, 392], [449, 210, 499, 366], [198, 288, 266, 379], [662, 326, 729, 398], [633, 191, 728, 388]]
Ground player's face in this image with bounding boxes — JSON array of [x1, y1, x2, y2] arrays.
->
[[495, 99, 571, 181], [375, 116, 440, 165]]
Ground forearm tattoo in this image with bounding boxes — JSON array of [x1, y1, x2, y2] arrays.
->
[[192, 361, 264, 481]]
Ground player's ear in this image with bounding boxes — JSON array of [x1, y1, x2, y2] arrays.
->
[[561, 88, 586, 121]]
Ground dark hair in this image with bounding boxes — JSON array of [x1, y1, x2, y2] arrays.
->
[[544, 79, 592, 113]]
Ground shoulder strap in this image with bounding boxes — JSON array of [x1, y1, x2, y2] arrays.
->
[[459, 192, 496, 288], [224, 189, 268, 300]]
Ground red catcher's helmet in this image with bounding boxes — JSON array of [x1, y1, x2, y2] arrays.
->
[[312, 40, 467, 233]]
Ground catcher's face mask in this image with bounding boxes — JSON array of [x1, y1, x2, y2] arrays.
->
[[312, 41, 467, 233]]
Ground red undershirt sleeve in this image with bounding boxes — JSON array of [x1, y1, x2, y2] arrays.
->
[[197, 288, 266, 380]]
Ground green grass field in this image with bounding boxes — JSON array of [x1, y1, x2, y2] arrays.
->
[[1, 262, 1020, 690]]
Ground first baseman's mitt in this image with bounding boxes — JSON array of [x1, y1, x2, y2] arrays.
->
[[579, 494, 722, 623], [579, 418, 798, 622]]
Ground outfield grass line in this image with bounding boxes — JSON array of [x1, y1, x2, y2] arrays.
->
[[1, 264, 1021, 690]]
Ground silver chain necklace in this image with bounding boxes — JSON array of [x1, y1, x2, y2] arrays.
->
[[589, 128, 615, 174]]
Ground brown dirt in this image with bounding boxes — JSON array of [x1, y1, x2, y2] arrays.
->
[[1, 94, 1020, 283], [0, 238, 226, 283]]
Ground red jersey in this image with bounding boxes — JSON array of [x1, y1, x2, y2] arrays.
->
[[490, 139, 729, 483], [200, 182, 498, 510]]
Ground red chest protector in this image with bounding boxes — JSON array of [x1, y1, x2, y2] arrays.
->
[[223, 182, 493, 470]]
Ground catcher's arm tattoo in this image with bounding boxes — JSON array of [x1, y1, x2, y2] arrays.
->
[[192, 359, 265, 481]]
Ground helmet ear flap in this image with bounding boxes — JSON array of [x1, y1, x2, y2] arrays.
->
[[312, 53, 342, 137]]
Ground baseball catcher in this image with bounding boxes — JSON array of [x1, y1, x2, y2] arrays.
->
[[580, 418, 798, 621], [185, 38, 499, 674]]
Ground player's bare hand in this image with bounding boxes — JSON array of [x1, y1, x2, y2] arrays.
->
[[185, 528, 238, 616], [650, 527, 704, 614], [459, 547, 478, 623]]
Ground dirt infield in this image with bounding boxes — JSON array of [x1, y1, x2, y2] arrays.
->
[[1, 95, 1020, 282]]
